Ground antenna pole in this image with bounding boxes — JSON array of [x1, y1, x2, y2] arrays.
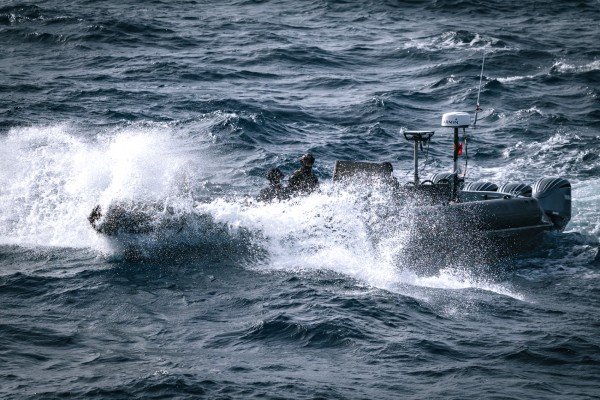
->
[[452, 127, 459, 200], [403, 131, 434, 186], [413, 139, 419, 185], [473, 48, 486, 127]]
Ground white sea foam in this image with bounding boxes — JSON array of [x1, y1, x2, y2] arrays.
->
[[194, 189, 524, 300], [496, 59, 599, 83], [482, 132, 576, 179], [515, 106, 544, 117], [0, 123, 210, 249], [497, 74, 536, 83], [551, 59, 600, 74], [402, 31, 510, 52], [570, 179, 600, 238]]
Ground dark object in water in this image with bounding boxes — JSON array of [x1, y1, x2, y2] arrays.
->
[[88, 201, 183, 236]]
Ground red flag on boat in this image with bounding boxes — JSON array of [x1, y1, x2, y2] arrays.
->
[[457, 142, 463, 156]]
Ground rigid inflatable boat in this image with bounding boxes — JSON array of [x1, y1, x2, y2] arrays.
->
[[88, 111, 571, 258], [332, 111, 571, 255]]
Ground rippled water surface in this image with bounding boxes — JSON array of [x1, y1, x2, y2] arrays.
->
[[1, 1, 599, 398]]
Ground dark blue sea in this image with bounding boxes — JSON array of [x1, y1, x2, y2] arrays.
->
[[1, 1, 599, 398]]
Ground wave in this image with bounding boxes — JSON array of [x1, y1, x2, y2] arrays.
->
[[0, 5, 45, 25], [78, 19, 186, 49], [0, 4, 81, 26], [570, 179, 600, 238], [493, 132, 600, 179], [550, 60, 600, 75], [401, 31, 510, 53], [246, 45, 349, 68], [495, 58, 600, 84], [235, 314, 367, 348], [0, 4, 196, 49], [496, 74, 536, 83]]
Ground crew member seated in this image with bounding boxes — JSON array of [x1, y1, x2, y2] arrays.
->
[[381, 162, 400, 188], [288, 153, 319, 194], [257, 168, 288, 202]]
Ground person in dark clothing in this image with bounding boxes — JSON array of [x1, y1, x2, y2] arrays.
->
[[257, 167, 287, 202], [288, 153, 319, 195], [381, 162, 400, 188]]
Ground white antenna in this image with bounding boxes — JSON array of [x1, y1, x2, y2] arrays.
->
[[473, 48, 486, 127]]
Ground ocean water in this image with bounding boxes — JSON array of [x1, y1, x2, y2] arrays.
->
[[1, 0, 599, 398]]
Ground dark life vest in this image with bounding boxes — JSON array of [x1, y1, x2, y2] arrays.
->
[[288, 167, 319, 194]]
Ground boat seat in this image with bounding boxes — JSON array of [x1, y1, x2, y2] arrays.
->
[[399, 183, 452, 205], [333, 160, 395, 183]]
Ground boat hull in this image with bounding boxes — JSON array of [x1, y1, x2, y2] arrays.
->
[[399, 197, 554, 265]]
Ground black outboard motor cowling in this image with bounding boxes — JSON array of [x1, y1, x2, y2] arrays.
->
[[430, 172, 462, 185], [498, 182, 533, 197], [463, 181, 499, 192], [532, 177, 571, 231]]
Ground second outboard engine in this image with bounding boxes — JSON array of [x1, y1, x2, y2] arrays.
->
[[532, 177, 571, 231], [463, 181, 498, 192], [431, 172, 459, 184], [498, 182, 532, 197]]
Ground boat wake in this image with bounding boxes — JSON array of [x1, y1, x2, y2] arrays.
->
[[191, 189, 527, 301]]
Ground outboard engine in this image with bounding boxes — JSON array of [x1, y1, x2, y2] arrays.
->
[[430, 172, 459, 185], [463, 181, 498, 192], [498, 182, 532, 197], [532, 177, 571, 231]]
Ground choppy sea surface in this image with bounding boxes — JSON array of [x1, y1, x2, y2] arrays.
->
[[1, 1, 600, 398]]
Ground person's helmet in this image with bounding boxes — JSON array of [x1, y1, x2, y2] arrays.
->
[[382, 162, 393, 174], [300, 153, 315, 167], [267, 168, 284, 183]]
